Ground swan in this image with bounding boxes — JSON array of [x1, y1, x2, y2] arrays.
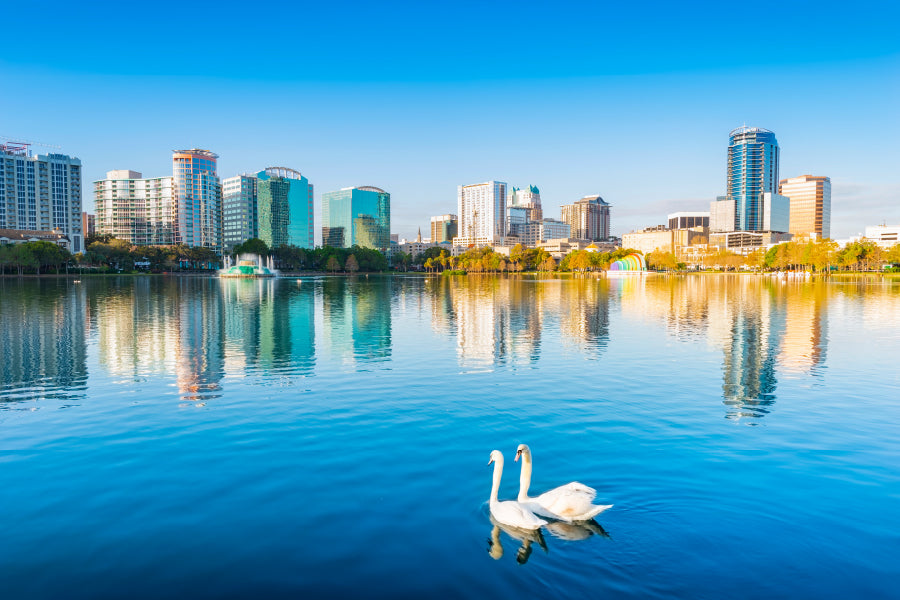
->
[[488, 450, 548, 530], [515, 444, 613, 522]]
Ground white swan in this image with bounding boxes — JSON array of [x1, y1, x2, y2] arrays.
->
[[488, 450, 548, 530], [515, 444, 613, 522]]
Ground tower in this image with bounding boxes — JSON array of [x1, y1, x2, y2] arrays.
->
[[726, 127, 779, 232]]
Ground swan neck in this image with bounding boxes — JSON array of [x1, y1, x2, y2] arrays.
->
[[490, 457, 503, 504], [518, 454, 532, 501]]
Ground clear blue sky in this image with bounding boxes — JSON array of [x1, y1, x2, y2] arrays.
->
[[2, 0, 898, 240]]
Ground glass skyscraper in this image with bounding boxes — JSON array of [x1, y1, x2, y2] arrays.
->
[[321, 186, 391, 253], [256, 167, 314, 249], [173, 149, 222, 252], [222, 175, 258, 250], [726, 126, 779, 232]]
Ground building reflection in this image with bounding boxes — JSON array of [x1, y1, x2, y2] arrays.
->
[[619, 275, 829, 422], [0, 279, 88, 406], [444, 276, 610, 371], [321, 276, 392, 366]]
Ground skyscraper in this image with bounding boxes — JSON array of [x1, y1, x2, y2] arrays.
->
[[0, 142, 84, 252], [222, 174, 258, 250], [257, 167, 314, 249], [173, 149, 222, 252], [456, 181, 506, 246], [561, 195, 611, 241], [95, 170, 175, 245], [322, 186, 391, 253], [779, 175, 832, 239], [726, 126, 780, 232], [509, 185, 543, 221]]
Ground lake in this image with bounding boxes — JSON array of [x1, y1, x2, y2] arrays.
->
[[1, 274, 898, 599]]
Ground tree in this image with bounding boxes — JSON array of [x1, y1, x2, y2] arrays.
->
[[10, 244, 38, 275], [326, 256, 341, 273], [345, 254, 359, 273], [233, 238, 269, 257], [540, 256, 557, 272]]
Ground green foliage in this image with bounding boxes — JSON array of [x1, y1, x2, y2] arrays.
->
[[233, 238, 269, 257]]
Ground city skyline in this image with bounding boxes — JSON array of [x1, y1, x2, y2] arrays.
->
[[2, 2, 897, 242]]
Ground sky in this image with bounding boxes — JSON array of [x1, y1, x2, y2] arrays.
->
[[2, 0, 898, 241]]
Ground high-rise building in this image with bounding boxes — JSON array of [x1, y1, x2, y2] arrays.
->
[[522, 219, 571, 245], [456, 181, 507, 246], [172, 149, 222, 252], [0, 142, 84, 252], [222, 174, 258, 250], [560, 195, 611, 241], [726, 126, 780, 232], [257, 167, 314, 249], [322, 186, 391, 253], [430, 214, 458, 244], [509, 185, 543, 221], [95, 170, 175, 245], [779, 175, 831, 239]]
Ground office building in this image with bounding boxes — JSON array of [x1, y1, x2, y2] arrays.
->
[[0, 142, 84, 252], [455, 181, 507, 247], [322, 186, 391, 253], [509, 185, 542, 221], [726, 126, 780, 232], [257, 167, 313, 249], [864, 225, 900, 248], [560, 195, 611, 241], [668, 211, 709, 230], [172, 149, 222, 252], [507, 206, 529, 236], [710, 196, 735, 233], [521, 219, 571, 246], [222, 175, 258, 250], [779, 175, 831, 239], [95, 170, 175, 245], [761, 192, 790, 233], [430, 214, 458, 244]]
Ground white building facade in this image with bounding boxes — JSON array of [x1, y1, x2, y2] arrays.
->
[[455, 181, 507, 246], [0, 144, 84, 252], [94, 170, 176, 246]]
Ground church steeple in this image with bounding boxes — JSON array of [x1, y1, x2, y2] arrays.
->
[[416, 227, 422, 243]]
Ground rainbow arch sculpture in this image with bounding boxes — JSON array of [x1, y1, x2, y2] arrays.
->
[[609, 253, 647, 272]]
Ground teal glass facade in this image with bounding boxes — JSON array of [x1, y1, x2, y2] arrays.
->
[[256, 167, 313, 249], [322, 186, 390, 253], [726, 127, 779, 231]]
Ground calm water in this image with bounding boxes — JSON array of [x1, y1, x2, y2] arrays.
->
[[1, 274, 898, 599]]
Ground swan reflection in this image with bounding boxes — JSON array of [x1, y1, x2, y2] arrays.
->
[[545, 519, 609, 541], [487, 515, 548, 564]]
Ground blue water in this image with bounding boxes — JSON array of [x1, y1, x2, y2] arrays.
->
[[1, 275, 898, 599]]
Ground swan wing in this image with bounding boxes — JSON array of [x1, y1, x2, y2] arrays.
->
[[536, 483, 611, 521]]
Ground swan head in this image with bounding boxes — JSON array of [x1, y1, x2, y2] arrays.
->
[[515, 444, 531, 462], [488, 450, 504, 466]]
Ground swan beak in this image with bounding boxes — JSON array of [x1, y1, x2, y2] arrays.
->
[[488, 457, 494, 466], [514, 450, 521, 462]]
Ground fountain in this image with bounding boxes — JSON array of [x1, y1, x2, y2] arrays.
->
[[219, 253, 278, 278]]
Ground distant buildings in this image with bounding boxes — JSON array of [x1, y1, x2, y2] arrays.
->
[[455, 181, 507, 246], [172, 149, 222, 252], [509, 185, 543, 221], [81, 212, 95, 237], [222, 175, 258, 249], [779, 175, 831, 239], [726, 126, 780, 232], [95, 170, 175, 245], [256, 167, 314, 249], [0, 143, 84, 252], [668, 211, 708, 230], [864, 225, 900, 248], [521, 219, 571, 246], [322, 186, 391, 253], [430, 214, 458, 244], [622, 226, 707, 256], [560, 195, 611, 241]]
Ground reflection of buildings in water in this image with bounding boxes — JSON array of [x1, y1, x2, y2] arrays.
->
[[174, 279, 225, 400], [621, 276, 830, 421], [321, 277, 391, 365], [0, 280, 88, 403], [777, 286, 826, 376], [449, 278, 545, 371], [221, 279, 315, 375], [556, 278, 610, 356]]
